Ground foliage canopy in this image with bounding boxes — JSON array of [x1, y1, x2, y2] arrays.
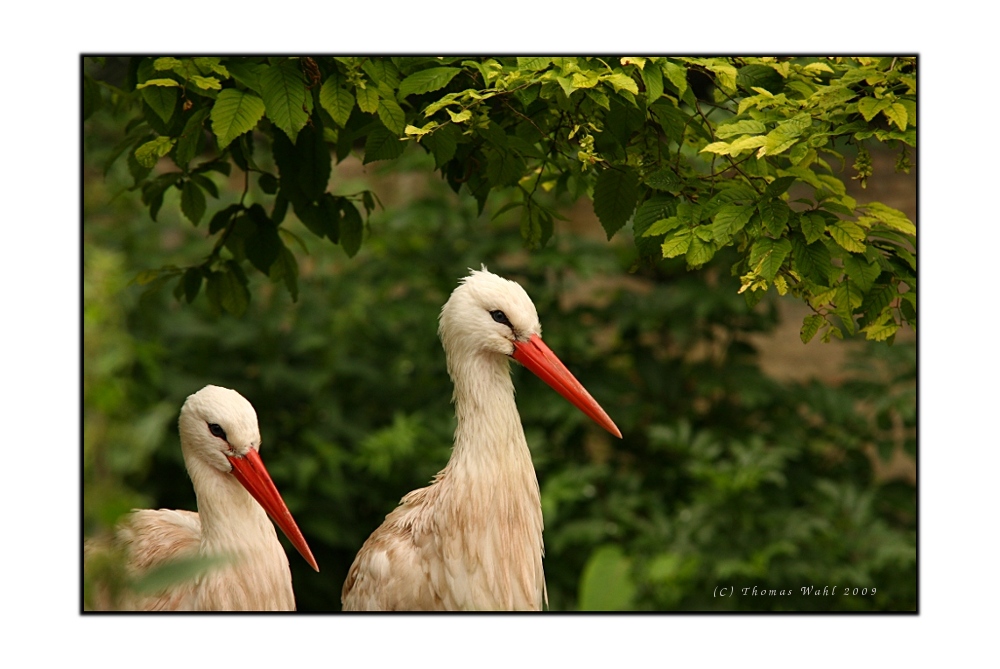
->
[[86, 55, 916, 343]]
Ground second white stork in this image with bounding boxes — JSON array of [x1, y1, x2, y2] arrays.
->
[[341, 268, 621, 611], [86, 385, 319, 611]]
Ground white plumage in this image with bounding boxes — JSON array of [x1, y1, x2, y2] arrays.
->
[[86, 385, 318, 611], [342, 268, 620, 611]]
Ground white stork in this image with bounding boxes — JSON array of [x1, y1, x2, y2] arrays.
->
[[86, 385, 318, 611], [341, 268, 621, 611]]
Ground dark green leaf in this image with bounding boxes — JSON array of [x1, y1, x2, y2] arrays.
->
[[363, 124, 405, 163], [83, 74, 103, 120], [258, 173, 279, 195], [270, 244, 299, 302], [182, 268, 203, 303], [758, 199, 791, 237], [340, 200, 363, 257], [843, 254, 881, 293], [180, 181, 206, 225], [295, 121, 332, 201], [209, 204, 243, 234], [174, 108, 211, 168], [484, 146, 525, 188], [593, 167, 639, 240]]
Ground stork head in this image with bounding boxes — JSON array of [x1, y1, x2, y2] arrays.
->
[[440, 268, 621, 438], [178, 385, 319, 571]]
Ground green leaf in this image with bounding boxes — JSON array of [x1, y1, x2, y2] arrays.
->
[[174, 108, 210, 167], [662, 228, 692, 258], [136, 78, 181, 90], [190, 75, 221, 90], [180, 181, 206, 225], [750, 237, 792, 281], [206, 263, 250, 317], [340, 200, 363, 257], [243, 205, 281, 275], [356, 83, 379, 113], [592, 167, 639, 240], [761, 112, 811, 157], [643, 216, 683, 237], [603, 72, 639, 95], [211, 89, 265, 150], [829, 220, 867, 253], [863, 318, 900, 342], [516, 57, 552, 71], [182, 268, 202, 304], [578, 545, 636, 611], [858, 96, 891, 122], [270, 244, 299, 302], [140, 80, 178, 123], [133, 555, 230, 595], [800, 212, 827, 244], [640, 64, 663, 102], [363, 124, 406, 163], [716, 120, 766, 138], [424, 123, 459, 169], [261, 60, 310, 142], [765, 176, 797, 198], [377, 97, 406, 135], [686, 235, 716, 267], [883, 103, 908, 131], [800, 314, 824, 344], [295, 122, 331, 201], [758, 199, 791, 237], [319, 77, 355, 128], [711, 204, 754, 244], [134, 136, 176, 168], [644, 168, 679, 192], [792, 236, 834, 285], [864, 202, 915, 235], [484, 147, 526, 188], [662, 61, 688, 96], [227, 61, 265, 94], [398, 67, 462, 98], [843, 254, 881, 293]]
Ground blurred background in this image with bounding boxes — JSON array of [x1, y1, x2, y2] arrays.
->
[[83, 61, 916, 612]]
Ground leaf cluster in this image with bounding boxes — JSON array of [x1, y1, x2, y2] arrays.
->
[[85, 55, 916, 340]]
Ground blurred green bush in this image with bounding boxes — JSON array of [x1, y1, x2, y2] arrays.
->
[[83, 105, 915, 612]]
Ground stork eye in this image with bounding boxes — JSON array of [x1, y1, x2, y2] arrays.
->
[[490, 310, 512, 327], [208, 423, 227, 441]]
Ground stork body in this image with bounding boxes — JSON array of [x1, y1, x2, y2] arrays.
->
[[86, 385, 318, 611], [342, 269, 620, 611]]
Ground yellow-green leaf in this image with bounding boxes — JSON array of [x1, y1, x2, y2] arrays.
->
[[800, 314, 824, 343], [603, 72, 639, 95], [190, 75, 221, 90], [662, 229, 692, 258], [136, 78, 181, 89], [829, 221, 867, 253], [864, 202, 915, 235], [447, 108, 472, 123], [356, 84, 379, 113], [134, 136, 176, 168]]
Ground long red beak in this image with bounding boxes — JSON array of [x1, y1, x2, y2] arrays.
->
[[227, 449, 320, 572], [512, 334, 622, 439]]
